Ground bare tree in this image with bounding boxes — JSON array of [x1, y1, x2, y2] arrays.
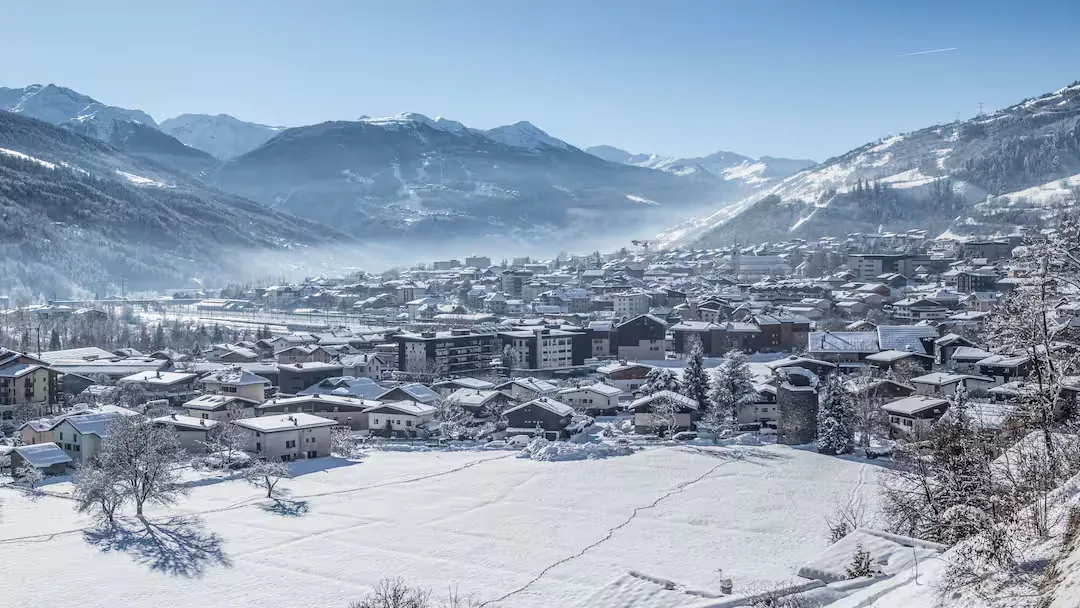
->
[[825, 492, 871, 543], [97, 416, 188, 517], [245, 459, 291, 499], [649, 396, 682, 438], [433, 399, 471, 441], [349, 577, 479, 608], [200, 419, 248, 467], [73, 461, 124, 525]]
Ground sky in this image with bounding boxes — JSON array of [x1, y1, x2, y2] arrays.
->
[[3, 0, 1080, 161]]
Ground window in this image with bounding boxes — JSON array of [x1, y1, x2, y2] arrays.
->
[[59, 432, 64, 441], [406, 420, 413, 427], [286, 440, 296, 448], [373, 418, 379, 425], [75, 445, 81, 452], [65, 443, 72, 450], [256, 442, 261, 451]]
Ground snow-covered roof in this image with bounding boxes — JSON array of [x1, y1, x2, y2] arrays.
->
[[497, 378, 559, 394], [876, 325, 939, 353], [366, 400, 438, 417], [865, 350, 932, 363], [119, 370, 197, 386], [13, 443, 72, 467], [881, 395, 949, 416], [506, 397, 574, 417], [628, 391, 699, 412], [807, 331, 879, 353], [183, 394, 258, 411], [951, 346, 992, 361], [434, 377, 495, 390], [235, 413, 337, 433], [377, 383, 440, 403], [200, 368, 271, 386], [976, 353, 1031, 367], [557, 383, 623, 398], [263, 394, 380, 411], [278, 361, 343, 373], [0, 362, 43, 378], [63, 410, 139, 437], [596, 361, 654, 375], [152, 414, 220, 431], [910, 372, 984, 386], [445, 388, 502, 407]]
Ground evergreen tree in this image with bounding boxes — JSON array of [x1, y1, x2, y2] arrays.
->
[[817, 373, 856, 455], [680, 334, 710, 408], [19, 331, 30, 354], [211, 324, 224, 343], [845, 544, 875, 579], [152, 324, 166, 350], [641, 367, 680, 396], [48, 328, 61, 350], [709, 350, 756, 427]]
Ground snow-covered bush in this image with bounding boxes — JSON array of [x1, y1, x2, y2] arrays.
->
[[517, 437, 633, 462]]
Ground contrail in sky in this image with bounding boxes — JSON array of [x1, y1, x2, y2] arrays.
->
[[896, 47, 959, 57]]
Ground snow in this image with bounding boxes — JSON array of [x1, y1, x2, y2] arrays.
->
[[360, 112, 467, 134], [720, 160, 771, 184], [626, 194, 659, 205], [115, 170, 169, 188], [0, 147, 57, 169], [160, 114, 284, 160], [517, 438, 634, 462], [0, 445, 876, 608], [483, 121, 571, 152], [868, 135, 904, 153], [796, 529, 944, 583], [994, 173, 1080, 207]]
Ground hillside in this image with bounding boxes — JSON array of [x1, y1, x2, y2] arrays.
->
[[207, 114, 734, 249], [586, 145, 816, 189], [0, 110, 343, 297], [161, 113, 284, 160], [0, 84, 218, 176], [661, 80, 1080, 247]]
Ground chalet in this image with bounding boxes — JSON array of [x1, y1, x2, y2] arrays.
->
[[198, 368, 271, 403], [945, 346, 992, 374], [494, 378, 559, 401], [0, 349, 61, 423], [806, 331, 879, 363], [876, 325, 939, 354], [278, 361, 344, 395], [596, 361, 654, 395], [152, 414, 219, 453], [10, 443, 71, 477], [556, 383, 623, 416], [366, 401, 437, 438], [587, 320, 616, 358], [257, 394, 380, 430], [629, 391, 699, 435], [863, 350, 935, 373], [298, 376, 386, 400], [275, 344, 336, 365], [432, 377, 496, 396], [235, 413, 337, 461], [882, 395, 949, 438], [338, 352, 392, 380], [765, 356, 838, 378], [845, 377, 915, 405], [975, 354, 1032, 385], [504, 397, 576, 440], [182, 394, 260, 421], [890, 298, 949, 322], [614, 314, 668, 361], [376, 383, 440, 405], [910, 372, 992, 397], [117, 370, 199, 403], [206, 344, 260, 363], [52, 409, 140, 466], [738, 384, 779, 426], [444, 389, 515, 417]]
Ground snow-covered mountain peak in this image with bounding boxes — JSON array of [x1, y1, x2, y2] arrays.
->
[[483, 120, 572, 151], [359, 112, 468, 134], [160, 113, 285, 159], [0, 84, 157, 135]]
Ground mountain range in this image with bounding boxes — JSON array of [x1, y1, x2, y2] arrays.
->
[[4, 78, 1080, 294], [660, 81, 1080, 248]]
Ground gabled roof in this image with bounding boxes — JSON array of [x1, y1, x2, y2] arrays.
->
[[63, 410, 139, 437], [951, 346, 993, 361], [183, 394, 259, 411], [628, 390, 699, 412], [910, 372, 985, 387], [616, 313, 668, 329], [434, 377, 496, 391], [119, 370, 197, 386], [200, 368, 272, 386], [0, 362, 44, 378], [377, 383, 440, 404], [557, 383, 623, 398], [976, 353, 1031, 367], [14, 443, 72, 467], [495, 378, 559, 394], [864, 350, 934, 363], [445, 388, 504, 407], [505, 397, 574, 417], [807, 331, 879, 353], [365, 400, 438, 417], [876, 325, 939, 353]]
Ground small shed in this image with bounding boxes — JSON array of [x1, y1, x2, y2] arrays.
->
[[11, 443, 72, 477]]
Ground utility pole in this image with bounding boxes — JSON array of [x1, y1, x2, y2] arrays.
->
[[35, 326, 41, 357], [121, 275, 126, 299], [978, 102, 985, 116]]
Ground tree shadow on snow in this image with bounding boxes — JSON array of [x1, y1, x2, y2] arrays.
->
[[678, 445, 790, 465], [83, 515, 231, 577], [259, 498, 310, 517]]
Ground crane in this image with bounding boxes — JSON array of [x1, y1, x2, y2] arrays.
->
[[631, 239, 652, 254]]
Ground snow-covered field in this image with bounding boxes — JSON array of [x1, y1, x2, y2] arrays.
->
[[0, 445, 876, 608]]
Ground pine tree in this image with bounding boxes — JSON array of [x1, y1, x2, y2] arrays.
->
[[845, 543, 875, 579], [48, 328, 61, 350], [641, 367, 679, 396], [817, 373, 855, 455], [681, 334, 710, 408], [709, 350, 756, 428]]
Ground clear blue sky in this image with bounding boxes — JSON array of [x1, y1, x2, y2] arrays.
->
[[3, 0, 1079, 160]]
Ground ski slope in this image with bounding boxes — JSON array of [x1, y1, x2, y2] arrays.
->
[[0, 445, 877, 608]]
